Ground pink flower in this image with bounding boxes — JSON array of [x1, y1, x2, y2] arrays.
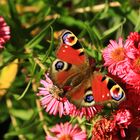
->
[[0, 16, 10, 49], [46, 122, 87, 140], [127, 32, 140, 50], [124, 69, 140, 91], [102, 38, 132, 78], [37, 74, 71, 117], [113, 109, 132, 138], [123, 32, 140, 92], [119, 92, 140, 128], [69, 104, 101, 120]]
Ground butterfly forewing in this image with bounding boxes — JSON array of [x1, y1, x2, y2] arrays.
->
[[56, 30, 89, 65], [50, 30, 89, 88]]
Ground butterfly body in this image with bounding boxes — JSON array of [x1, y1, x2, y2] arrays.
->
[[49, 30, 125, 107]]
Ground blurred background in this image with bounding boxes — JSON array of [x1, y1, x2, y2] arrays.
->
[[0, 0, 140, 139]]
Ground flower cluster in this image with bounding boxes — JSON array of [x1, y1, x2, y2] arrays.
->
[[46, 122, 87, 140], [91, 108, 139, 140], [0, 16, 10, 49], [103, 32, 140, 93]]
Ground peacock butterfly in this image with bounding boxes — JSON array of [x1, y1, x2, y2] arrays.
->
[[49, 30, 125, 107]]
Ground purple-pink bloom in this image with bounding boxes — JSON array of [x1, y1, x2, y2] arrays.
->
[[102, 38, 132, 78], [0, 16, 10, 49], [113, 109, 132, 138], [37, 74, 71, 117], [46, 122, 87, 140], [69, 104, 100, 120], [123, 32, 140, 92]]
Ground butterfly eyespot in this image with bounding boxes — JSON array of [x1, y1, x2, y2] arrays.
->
[[84, 94, 94, 103], [55, 61, 64, 71], [62, 31, 77, 46], [110, 85, 125, 101], [84, 89, 94, 103], [52, 59, 71, 72], [69, 36, 75, 41]]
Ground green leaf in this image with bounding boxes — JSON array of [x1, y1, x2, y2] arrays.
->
[[25, 20, 55, 49], [101, 18, 126, 39], [8, 0, 20, 24], [134, 10, 140, 32], [42, 27, 54, 63], [17, 63, 36, 100], [11, 109, 34, 120], [127, 10, 139, 26], [85, 23, 102, 49], [58, 16, 86, 29]]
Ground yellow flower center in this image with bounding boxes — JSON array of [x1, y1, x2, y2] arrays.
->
[[111, 47, 125, 62], [58, 135, 72, 140]]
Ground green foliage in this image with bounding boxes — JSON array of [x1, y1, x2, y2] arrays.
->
[[0, 0, 140, 139]]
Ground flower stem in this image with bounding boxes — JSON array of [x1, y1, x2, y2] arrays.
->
[[35, 99, 50, 136], [32, 79, 50, 136], [6, 98, 26, 140]]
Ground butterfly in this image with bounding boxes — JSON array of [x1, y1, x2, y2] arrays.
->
[[49, 30, 125, 107]]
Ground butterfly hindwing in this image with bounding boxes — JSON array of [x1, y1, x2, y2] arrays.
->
[[64, 72, 125, 107], [91, 72, 125, 104], [65, 76, 95, 107]]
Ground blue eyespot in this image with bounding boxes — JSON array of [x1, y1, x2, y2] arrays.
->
[[112, 92, 124, 101], [55, 61, 64, 71], [111, 87, 124, 101], [84, 94, 94, 103], [62, 32, 71, 44]]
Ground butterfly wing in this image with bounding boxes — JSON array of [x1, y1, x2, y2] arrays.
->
[[49, 30, 89, 88], [56, 30, 89, 65], [91, 72, 125, 104], [49, 58, 84, 88], [65, 72, 125, 107], [65, 76, 95, 107]]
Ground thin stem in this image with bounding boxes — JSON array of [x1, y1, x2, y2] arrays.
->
[[32, 79, 50, 136], [33, 57, 46, 71], [35, 99, 50, 136], [6, 98, 26, 140]]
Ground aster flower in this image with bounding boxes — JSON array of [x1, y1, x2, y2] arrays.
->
[[102, 38, 132, 78], [0, 16, 10, 49], [37, 74, 71, 117], [124, 70, 140, 92], [113, 109, 132, 138], [69, 104, 102, 120], [119, 92, 140, 128], [123, 32, 140, 92], [127, 32, 140, 50], [46, 122, 87, 140], [91, 109, 136, 140]]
